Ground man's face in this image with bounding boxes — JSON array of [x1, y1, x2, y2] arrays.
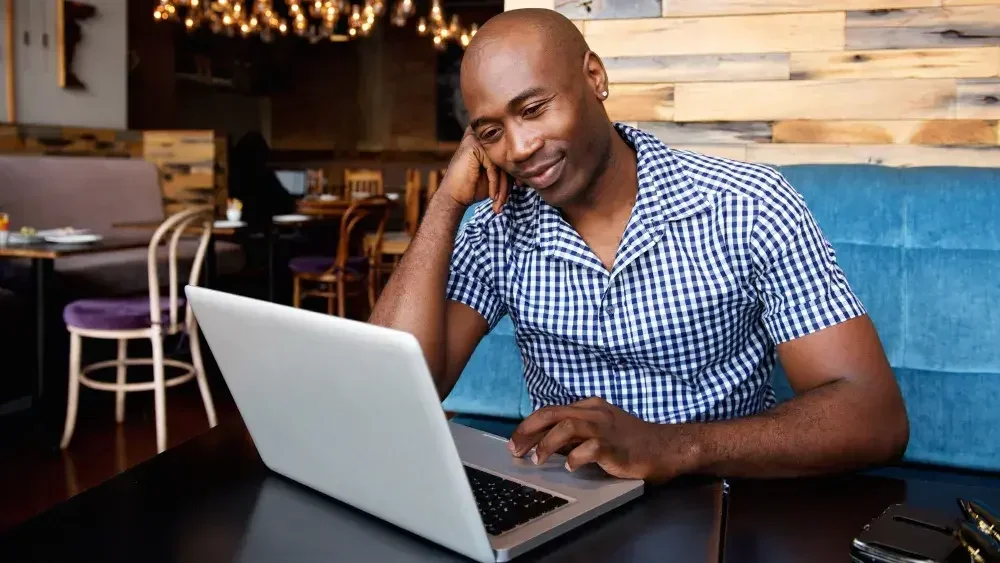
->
[[461, 33, 606, 208]]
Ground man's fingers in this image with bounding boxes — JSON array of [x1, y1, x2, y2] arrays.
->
[[565, 439, 602, 472], [496, 172, 510, 212], [486, 163, 499, 211], [534, 419, 595, 466], [508, 406, 584, 456]]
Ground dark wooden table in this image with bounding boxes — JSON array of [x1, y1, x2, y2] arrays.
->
[[0, 423, 726, 563], [723, 467, 1000, 562], [0, 237, 151, 420]]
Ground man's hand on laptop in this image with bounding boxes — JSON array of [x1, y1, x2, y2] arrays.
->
[[506, 396, 697, 482]]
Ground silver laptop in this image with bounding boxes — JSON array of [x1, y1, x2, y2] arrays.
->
[[185, 286, 644, 563]]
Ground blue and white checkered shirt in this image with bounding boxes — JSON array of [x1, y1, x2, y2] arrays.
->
[[446, 123, 866, 423]]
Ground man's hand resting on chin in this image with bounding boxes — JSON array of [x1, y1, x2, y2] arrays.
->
[[507, 396, 698, 482]]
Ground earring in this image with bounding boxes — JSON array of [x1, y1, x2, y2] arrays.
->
[[601, 90, 609, 98]]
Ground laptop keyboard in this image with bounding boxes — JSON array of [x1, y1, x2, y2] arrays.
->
[[464, 465, 569, 536]]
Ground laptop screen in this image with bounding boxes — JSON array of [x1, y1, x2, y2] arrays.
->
[[276, 170, 307, 195]]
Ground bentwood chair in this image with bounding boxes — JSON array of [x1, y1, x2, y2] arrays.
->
[[59, 206, 218, 454], [290, 196, 391, 316]]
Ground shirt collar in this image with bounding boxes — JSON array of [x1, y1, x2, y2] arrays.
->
[[509, 123, 712, 257]]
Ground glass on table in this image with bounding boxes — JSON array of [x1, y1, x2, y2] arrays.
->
[[0, 212, 8, 246]]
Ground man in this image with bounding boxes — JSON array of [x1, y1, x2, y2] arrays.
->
[[370, 8, 909, 482]]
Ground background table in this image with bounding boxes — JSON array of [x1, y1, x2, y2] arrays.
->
[[0, 423, 725, 563]]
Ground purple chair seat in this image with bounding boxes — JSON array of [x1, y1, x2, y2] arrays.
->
[[63, 296, 183, 331], [289, 256, 368, 276]]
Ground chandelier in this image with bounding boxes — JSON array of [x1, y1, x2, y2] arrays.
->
[[153, 0, 477, 49]]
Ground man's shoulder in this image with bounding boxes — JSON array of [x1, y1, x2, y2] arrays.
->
[[668, 146, 800, 210], [629, 125, 802, 217]]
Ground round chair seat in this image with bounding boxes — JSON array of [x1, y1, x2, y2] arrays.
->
[[289, 256, 368, 276], [63, 296, 183, 331]]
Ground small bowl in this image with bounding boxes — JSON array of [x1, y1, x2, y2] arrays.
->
[[226, 209, 242, 222]]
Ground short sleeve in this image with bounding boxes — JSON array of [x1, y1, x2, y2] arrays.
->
[[446, 220, 507, 331], [751, 176, 867, 344]]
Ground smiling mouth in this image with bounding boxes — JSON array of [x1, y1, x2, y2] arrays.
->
[[519, 156, 566, 190]]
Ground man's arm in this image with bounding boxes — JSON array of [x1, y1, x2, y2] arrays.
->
[[369, 129, 510, 398], [669, 314, 908, 478], [368, 192, 488, 397]]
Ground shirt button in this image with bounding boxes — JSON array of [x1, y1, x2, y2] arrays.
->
[[605, 304, 615, 315]]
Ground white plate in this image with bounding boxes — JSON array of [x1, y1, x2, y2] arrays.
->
[[37, 227, 90, 237], [213, 220, 247, 229], [272, 214, 310, 224], [44, 233, 103, 244]]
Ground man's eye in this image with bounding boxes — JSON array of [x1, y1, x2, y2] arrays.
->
[[524, 104, 543, 117], [481, 129, 500, 141]]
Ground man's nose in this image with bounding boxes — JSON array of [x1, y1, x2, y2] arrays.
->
[[507, 128, 543, 164]]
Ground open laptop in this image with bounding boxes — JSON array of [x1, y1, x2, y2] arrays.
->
[[185, 286, 644, 562]]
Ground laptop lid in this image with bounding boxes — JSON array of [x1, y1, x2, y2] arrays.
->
[[185, 286, 495, 563]]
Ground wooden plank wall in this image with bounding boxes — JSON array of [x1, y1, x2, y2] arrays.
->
[[0, 124, 225, 217], [142, 131, 223, 218], [513, 0, 1000, 167]]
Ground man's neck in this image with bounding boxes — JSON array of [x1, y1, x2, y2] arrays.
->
[[561, 127, 639, 230]]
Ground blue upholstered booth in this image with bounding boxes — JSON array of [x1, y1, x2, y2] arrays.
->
[[444, 164, 1000, 473]]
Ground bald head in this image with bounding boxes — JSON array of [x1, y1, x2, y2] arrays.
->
[[457, 8, 615, 208], [462, 9, 590, 77]]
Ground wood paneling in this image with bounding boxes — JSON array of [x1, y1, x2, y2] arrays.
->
[[846, 7, 1000, 50], [605, 54, 790, 83], [604, 84, 675, 121], [143, 131, 220, 217], [772, 119, 999, 144], [640, 121, 772, 144], [943, 0, 1000, 5], [790, 47, 1000, 80], [662, 0, 935, 17], [507, 0, 1000, 168], [673, 79, 957, 121], [557, 0, 660, 20], [584, 12, 844, 58], [746, 143, 1000, 167], [957, 79, 1000, 118]]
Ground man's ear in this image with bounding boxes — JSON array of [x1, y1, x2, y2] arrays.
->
[[583, 51, 609, 100]]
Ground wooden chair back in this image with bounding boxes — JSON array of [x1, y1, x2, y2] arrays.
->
[[344, 169, 384, 200], [337, 196, 392, 271], [425, 169, 445, 205], [403, 168, 422, 237]]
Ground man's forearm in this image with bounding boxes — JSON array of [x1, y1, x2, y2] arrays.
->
[[662, 379, 909, 479], [368, 191, 468, 380]]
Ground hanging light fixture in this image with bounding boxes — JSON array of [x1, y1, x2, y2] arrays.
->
[[153, 0, 479, 49]]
